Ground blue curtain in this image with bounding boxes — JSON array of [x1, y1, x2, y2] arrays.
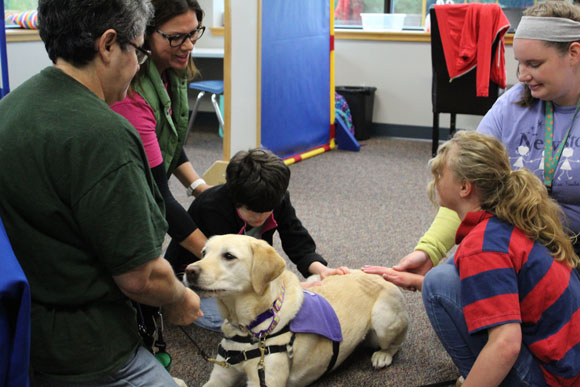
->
[[261, 0, 330, 158]]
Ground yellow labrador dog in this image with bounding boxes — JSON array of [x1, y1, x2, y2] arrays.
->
[[184, 234, 408, 387]]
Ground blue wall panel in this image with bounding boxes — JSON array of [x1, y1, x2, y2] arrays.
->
[[261, 1, 330, 158]]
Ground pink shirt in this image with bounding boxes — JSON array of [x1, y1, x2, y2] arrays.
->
[[111, 92, 163, 168]]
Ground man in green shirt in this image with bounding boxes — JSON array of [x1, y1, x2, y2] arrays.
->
[[0, 0, 202, 384]]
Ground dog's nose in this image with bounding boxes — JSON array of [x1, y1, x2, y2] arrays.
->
[[185, 265, 201, 285]]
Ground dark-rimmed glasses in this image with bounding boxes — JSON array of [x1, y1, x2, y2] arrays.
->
[[128, 42, 151, 65], [156, 26, 206, 47]]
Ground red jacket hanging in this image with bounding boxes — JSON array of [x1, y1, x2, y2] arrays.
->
[[435, 3, 510, 97]]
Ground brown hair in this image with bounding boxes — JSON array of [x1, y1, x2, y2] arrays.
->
[[133, 0, 204, 85], [517, 0, 580, 106], [429, 131, 579, 268]]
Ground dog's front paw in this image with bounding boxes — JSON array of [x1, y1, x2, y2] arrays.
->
[[173, 377, 188, 387], [371, 350, 393, 369]]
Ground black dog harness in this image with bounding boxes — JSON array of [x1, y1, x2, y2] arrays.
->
[[218, 325, 297, 366], [217, 324, 340, 375], [183, 284, 341, 387]]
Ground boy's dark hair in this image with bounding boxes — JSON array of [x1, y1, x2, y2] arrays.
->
[[226, 149, 290, 212]]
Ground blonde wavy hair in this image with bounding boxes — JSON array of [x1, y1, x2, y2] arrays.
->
[[428, 131, 579, 268]]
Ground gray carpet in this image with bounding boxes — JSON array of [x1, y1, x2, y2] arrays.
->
[[164, 126, 460, 386]]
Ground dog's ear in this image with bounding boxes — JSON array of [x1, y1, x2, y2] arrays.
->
[[250, 239, 286, 295]]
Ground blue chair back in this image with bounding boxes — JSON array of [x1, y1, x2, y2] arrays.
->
[[0, 0, 11, 98], [0, 217, 30, 387]]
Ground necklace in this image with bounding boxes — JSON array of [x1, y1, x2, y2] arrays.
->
[[543, 99, 580, 192]]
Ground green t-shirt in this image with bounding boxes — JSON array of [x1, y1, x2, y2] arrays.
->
[[0, 67, 168, 381]]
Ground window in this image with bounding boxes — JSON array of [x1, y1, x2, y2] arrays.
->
[[4, 0, 38, 12], [4, 0, 38, 30], [4, 0, 38, 11], [334, 0, 428, 29], [335, 0, 537, 30], [335, 0, 387, 27]]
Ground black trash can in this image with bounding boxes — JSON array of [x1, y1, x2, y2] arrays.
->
[[336, 86, 377, 140]]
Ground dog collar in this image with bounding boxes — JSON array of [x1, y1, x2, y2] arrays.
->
[[244, 283, 285, 338]]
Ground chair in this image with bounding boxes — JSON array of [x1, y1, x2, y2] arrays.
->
[[187, 80, 224, 138], [430, 7, 502, 156]]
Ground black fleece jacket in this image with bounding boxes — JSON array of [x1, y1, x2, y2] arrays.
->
[[164, 184, 327, 278]]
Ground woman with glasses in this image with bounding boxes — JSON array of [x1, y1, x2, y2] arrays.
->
[[113, 0, 209, 261]]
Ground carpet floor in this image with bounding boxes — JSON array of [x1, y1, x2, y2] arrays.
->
[[164, 126, 460, 386]]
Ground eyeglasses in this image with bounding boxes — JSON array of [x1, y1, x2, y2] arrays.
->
[[156, 26, 206, 47], [128, 41, 151, 65]]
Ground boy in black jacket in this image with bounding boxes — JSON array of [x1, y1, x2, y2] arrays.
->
[[165, 148, 348, 330]]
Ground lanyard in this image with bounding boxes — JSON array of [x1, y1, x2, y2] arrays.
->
[[543, 100, 580, 190]]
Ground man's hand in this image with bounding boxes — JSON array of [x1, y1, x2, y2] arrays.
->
[[162, 287, 203, 326], [114, 256, 204, 323]]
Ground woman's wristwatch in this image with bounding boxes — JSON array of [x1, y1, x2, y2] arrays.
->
[[186, 178, 206, 197]]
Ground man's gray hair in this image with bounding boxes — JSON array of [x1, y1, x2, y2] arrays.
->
[[38, 0, 154, 66]]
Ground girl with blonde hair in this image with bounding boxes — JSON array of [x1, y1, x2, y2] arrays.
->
[[370, 0, 580, 291], [424, 131, 580, 386]]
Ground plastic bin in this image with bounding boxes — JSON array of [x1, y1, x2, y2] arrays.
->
[[335, 86, 377, 140], [360, 13, 406, 31]]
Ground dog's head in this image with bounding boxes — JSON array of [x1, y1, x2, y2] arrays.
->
[[183, 234, 286, 297]]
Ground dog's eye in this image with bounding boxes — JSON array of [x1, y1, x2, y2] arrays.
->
[[223, 252, 237, 260]]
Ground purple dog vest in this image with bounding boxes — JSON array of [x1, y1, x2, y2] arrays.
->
[[289, 290, 342, 342]]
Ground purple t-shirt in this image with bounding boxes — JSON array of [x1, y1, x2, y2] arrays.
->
[[478, 83, 580, 234]]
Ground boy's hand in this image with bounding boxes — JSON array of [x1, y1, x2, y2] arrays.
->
[[301, 264, 349, 289], [308, 261, 350, 280], [319, 265, 350, 280]]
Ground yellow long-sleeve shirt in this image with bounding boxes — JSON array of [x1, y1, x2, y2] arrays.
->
[[414, 207, 461, 266]]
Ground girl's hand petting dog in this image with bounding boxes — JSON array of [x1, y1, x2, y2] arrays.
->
[[362, 265, 425, 292], [394, 250, 433, 277]]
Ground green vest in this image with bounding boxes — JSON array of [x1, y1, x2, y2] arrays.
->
[[133, 63, 190, 177]]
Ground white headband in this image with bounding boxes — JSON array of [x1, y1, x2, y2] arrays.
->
[[515, 16, 580, 42]]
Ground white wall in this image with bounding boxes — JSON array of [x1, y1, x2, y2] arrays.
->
[[5, 32, 519, 133], [334, 38, 519, 132], [227, 0, 259, 156], [6, 40, 51, 89], [196, 0, 225, 49]]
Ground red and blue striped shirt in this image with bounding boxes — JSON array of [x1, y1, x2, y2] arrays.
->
[[455, 210, 580, 386]]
